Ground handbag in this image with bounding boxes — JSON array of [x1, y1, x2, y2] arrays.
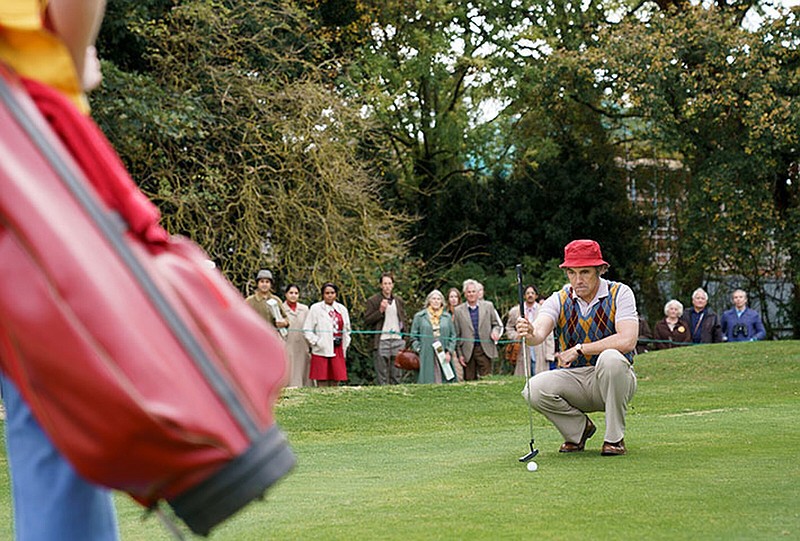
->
[[504, 340, 522, 365], [0, 65, 294, 536], [394, 348, 420, 371]]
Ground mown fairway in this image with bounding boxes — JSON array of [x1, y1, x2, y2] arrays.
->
[[2, 341, 798, 540]]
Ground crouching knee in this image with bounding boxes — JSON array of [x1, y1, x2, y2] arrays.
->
[[521, 375, 548, 409], [597, 349, 632, 377]]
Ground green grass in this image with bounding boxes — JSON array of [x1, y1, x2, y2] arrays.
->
[[2, 341, 799, 539]]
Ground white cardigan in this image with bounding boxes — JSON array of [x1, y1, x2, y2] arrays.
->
[[304, 301, 351, 357]]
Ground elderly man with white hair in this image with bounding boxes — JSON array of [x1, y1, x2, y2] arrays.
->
[[680, 288, 723, 344], [452, 279, 503, 380]]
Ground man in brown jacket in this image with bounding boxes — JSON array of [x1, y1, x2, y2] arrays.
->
[[363, 272, 407, 384]]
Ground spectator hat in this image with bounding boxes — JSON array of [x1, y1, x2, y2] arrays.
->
[[559, 239, 609, 268], [256, 269, 273, 281]]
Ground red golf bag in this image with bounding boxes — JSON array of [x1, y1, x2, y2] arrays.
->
[[0, 64, 295, 536]]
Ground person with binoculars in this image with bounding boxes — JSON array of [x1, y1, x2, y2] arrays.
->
[[721, 289, 766, 342]]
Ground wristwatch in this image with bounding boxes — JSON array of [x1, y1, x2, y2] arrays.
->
[[575, 343, 583, 355]]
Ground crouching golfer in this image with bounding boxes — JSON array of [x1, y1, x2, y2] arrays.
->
[[516, 240, 637, 456]]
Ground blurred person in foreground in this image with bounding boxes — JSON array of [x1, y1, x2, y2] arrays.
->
[[516, 240, 638, 456], [0, 1, 121, 538]]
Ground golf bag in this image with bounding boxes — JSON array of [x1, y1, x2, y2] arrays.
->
[[0, 64, 295, 536]]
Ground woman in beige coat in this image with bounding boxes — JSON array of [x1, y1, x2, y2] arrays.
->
[[283, 284, 311, 387]]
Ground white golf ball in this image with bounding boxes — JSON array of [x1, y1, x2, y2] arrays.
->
[[526, 461, 538, 472]]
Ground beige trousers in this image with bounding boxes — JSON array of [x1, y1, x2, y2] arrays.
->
[[521, 349, 637, 445]]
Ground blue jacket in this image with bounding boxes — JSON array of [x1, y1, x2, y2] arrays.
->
[[721, 307, 766, 342]]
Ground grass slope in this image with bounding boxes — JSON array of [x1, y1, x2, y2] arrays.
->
[[1, 341, 799, 540]]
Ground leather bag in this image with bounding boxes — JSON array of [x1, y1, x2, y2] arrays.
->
[[504, 341, 521, 365], [394, 348, 420, 371]]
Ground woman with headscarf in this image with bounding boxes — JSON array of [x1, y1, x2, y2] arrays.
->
[[304, 283, 351, 386], [411, 289, 458, 384]]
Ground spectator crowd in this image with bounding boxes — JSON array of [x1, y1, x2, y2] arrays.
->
[[637, 287, 767, 352], [242, 267, 767, 388]]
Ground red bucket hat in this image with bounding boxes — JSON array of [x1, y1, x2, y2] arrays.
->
[[559, 239, 609, 268]]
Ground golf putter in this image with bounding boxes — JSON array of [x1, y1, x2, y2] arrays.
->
[[519, 440, 539, 463], [516, 264, 540, 463]]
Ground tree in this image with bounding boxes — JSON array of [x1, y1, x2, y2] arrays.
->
[[92, 0, 410, 302], [490, 0, 650, 289], [581, 5, 800, 335], [339, 0, 537, 264]]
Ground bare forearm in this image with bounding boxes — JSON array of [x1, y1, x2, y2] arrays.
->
[[46, 0, 106, 78], [583, 319, 638, 355], [577, 331, 637, 357], [524, 315, 554, 346]]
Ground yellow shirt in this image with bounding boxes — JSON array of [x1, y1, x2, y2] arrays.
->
[[0, 0, 88, 111]]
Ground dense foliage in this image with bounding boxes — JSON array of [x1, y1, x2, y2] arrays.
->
[[93, 0, 408, 306], [90, 0, 800, 381], [581, 5, 800, 332]]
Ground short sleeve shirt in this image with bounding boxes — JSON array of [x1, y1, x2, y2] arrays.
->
[[538, 279, 637, 325]]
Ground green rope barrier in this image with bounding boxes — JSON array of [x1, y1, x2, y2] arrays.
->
[[283, 328, 700, 347], [636, 337, 697, 347], [282, 327, 521, 345]]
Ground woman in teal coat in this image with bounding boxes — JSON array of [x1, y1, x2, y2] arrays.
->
[[411, 289, 458, 384]]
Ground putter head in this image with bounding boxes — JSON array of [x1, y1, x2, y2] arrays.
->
[[518, 441, 539, 462]]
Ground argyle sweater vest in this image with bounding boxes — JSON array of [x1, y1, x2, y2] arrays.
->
[[555, 282, 634, 367]]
